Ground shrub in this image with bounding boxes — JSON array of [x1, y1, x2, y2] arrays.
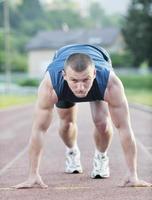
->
[[18, 78, 40, 87], [11, 53, 27, 72], [110, 52, 134, 68]]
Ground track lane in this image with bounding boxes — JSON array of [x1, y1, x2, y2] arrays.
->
[[0, 103, 152, 200]]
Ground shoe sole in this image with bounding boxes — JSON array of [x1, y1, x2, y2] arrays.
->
[[92, 174, 109, 179], [65, 169, 83, 174], [91, 172, 110, 179], [72, 170, 82, 174]]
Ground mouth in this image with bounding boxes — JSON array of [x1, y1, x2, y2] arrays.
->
[[74, 91, 87, 97]]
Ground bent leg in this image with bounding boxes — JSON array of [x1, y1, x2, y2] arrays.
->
[[57, 105, 78, 148], [90, 101, 113, 152], [90, 101, 113, 178], [57, 104, 82, 173]]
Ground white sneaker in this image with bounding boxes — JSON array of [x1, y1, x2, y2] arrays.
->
[[91, 150, 110, 178], [65, 147, 83, 174]]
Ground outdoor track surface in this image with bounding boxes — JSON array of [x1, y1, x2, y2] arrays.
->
[[0, 103, 152, 200]]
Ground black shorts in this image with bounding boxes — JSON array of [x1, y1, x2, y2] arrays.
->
[[56, 100, 75, 108]]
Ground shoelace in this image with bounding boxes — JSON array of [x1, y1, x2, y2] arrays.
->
[[68, 151, 80, 167], [95, 154, 107, 171]]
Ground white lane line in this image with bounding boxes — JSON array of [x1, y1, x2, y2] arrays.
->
[[54, 186, 90, 190], [0, 105, 34, 176], [1, 139, 151, 178], [0, 146, 28, 176], [0, 187, 14, 190], [136, 139, 152, 162], [0, 119, 59, 177]]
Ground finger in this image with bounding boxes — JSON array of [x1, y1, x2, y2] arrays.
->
[[123, 180, 152, 187], [36, 177, 48, 188], [12, 181, 35, 189], [38, 182, 48, 189], [135, 181, 152, 187]]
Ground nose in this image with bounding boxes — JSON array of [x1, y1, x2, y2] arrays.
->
[[77, 82, 85, 91]]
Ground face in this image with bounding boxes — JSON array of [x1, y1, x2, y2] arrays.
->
[[63, 66, 96, 98]]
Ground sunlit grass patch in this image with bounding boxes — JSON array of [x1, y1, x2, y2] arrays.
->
[[0, 95, 36, 109], [125, 89, 152, 106]]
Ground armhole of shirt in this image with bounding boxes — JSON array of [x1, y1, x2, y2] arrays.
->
[[96, 68, 110, 100]]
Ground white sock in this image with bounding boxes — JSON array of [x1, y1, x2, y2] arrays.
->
[[66, 143, 79, 152], [95, 149, 107, 157]]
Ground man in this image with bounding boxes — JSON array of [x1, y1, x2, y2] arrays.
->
[[14, 44, 151, 188]]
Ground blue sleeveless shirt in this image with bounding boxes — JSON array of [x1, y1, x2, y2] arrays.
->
[[47, 44, 112, 102]]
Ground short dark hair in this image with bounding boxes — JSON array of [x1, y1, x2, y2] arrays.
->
[[64, 53, 94, 72]]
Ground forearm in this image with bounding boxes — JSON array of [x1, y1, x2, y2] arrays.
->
[[13, 74, 58, 188], [28, 106, 53, 176], [28, 128, 45, 176], [119, 127, 137, 178]]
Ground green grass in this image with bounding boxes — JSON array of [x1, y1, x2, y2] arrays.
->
[[0, 95, 36, 109], [125, 89, 152, 106], [118, 74, 152, 106], [118, 74, 152, 90], [0, 74, 152, 109], [0, 89, 151, 109]]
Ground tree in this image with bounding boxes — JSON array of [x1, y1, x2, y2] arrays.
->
[[10, 0, 46, 35], [89, 2, 111, 28], [122, 0, 152, 68], [0, 1, 3, 28], [46, 9, 84, 29], [0, 32, 5, 72]]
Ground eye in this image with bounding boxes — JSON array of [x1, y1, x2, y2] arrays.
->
[[71, 79, 78, 83], [83, 79, 89, 82]]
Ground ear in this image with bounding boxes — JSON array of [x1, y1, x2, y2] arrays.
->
[[62, 70, 67, 80], [93, 69, 96, 79]]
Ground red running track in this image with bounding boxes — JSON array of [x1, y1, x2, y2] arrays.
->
[[0, 103, 152, 200]]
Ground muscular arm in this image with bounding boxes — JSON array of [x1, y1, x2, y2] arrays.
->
[[29, 73, 57, 175], [14, 72, 58, 189], [104, 72, 151, 187]]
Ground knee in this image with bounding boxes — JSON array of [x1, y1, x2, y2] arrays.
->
[[60, 121, 75, 132], [93, 118, 110, 133]]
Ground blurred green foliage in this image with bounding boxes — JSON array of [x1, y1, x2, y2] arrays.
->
[[118, 74, 152, 90], [125, 89, 152, 106], [1, 0, 152, 72], [0, 0, 122, 72], [110, 52, 134, 68], [0, 32, 5, 72], [122, 0, 152, 68], [16, 74, 152, 90], [18, 78, 40, 87], [11, 53, 27, 72], [119, 74, 152, 106]]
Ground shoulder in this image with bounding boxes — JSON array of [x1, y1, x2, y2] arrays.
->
[[107, 71, 123, 89], [104, 71, 125, 105], [38, 72, 58, 104]]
